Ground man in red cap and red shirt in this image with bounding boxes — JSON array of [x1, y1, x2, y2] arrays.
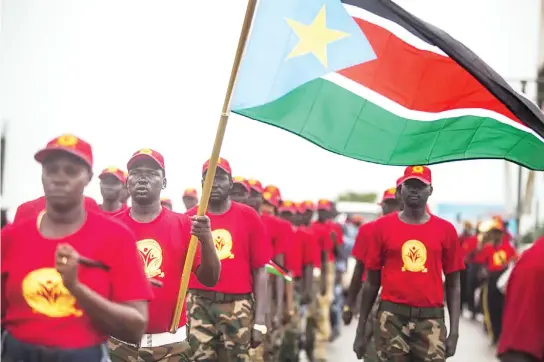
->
[[2, 134, 153, 361], [354, 166, 464, 362], [108, 148, 221, 362], [187, 158, 272, 362], [98, 166, 128, 214], [12, 135, 101, 225], [160, 197, 173, 210], [182, 188, 199, 211], [230, 176, 251, 204]]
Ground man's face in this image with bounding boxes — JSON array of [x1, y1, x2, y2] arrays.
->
[[317, 209, 331, 221], [381, 199, 401, 215], [182, 196, 198, 210], [279, 211, 293, 223], [303, 210, 313, 224], [42, 152, 91, 212], [260, 201, 275, 215], [100, 175, 123, 202], [204, 168, 231, 203], [229, 184, 249, 204], [119, 186, 130, 204], [127, 159, 164, 205], [400, 179, 432, 208], [247, 189, 263, 211]]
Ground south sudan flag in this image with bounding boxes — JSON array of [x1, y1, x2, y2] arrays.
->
[[232, 0, 544, 170]]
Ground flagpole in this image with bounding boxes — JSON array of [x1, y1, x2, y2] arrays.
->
[[169, 0, 258, 333]]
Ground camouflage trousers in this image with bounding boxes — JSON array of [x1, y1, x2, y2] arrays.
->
[[374, 310, 446, 362], [306, 274, 330, 362], [187, 292, 254, 361], [278, 293, 301, 362], [250, 287, 283, 362], [107, 337, 191, 362]]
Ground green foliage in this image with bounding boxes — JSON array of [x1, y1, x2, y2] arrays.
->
[[337, 191, 377, 203]]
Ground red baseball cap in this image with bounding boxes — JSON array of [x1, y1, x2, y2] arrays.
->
[[183, 188, 198, 198], [263, 190, 280, 207], [160, 197, 172, 206], [232, 176, 250, 193], [127, 148, 165, 172], [302, 200, 316, 212], [397, 166, 432, 186], [202, 157, 232, 175], [278, 200, 296, 214], [247, 179, 264, 194], [317, 199, 333, 211], [34, 134, 93, 168], [264, 185, 282, 199], [294, 201, 307, 214], [380, 187, 397, 203], [99, 166, 127, 184]]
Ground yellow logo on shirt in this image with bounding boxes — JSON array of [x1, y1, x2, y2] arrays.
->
[[22, 268, 83, 318], [401, 240, 428, 273], [212, 229, 235, 260], [137, 239, 165, 278], [492, 250, 507, 267]]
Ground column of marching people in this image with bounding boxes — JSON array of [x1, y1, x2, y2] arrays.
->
[[1, 133, 543, 362]]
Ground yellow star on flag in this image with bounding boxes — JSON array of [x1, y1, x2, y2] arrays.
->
[[285, 5, 350, 68]]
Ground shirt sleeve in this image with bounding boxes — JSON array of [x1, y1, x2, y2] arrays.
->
[[498, 263, 544, 360], [248, 209, 272, 269], [351, 226, 366, 262], [364, 221, 384, 271], [274, 220, 289, 257], [442, 222, 466, 274], [105, 225, 154, 303]]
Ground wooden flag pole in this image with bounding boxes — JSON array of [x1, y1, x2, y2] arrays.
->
[[169, 0, 258, 333]]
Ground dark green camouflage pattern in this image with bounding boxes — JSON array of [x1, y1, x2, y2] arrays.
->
[[306, 274, 329, 362], [107, 338, 191, 362], [187, 292, 254, 361], [374, 310, 446, 362], [278, 293, 301, 362]]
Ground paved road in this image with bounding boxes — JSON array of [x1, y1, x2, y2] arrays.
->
[[302, 312, 498, 361]]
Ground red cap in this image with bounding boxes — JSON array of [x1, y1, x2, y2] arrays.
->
[[34, 134, 93, 168], [160, 197, 172, 206], [232, 176, 250, 193], [294, 201, 307, 214], [183, 188, 198, 198], [263, 191, 280, 207], [302, 200, 316, 212], [127, 148, 165, 172], [278, 200, 296, 214], [380, 187, 397, 203], [351, 215, 364, 223], [317, 199, 333, 211], [99, 166, 127, 184], [397, 166, 432, 186], [247, 179, 264, 194], [202, 157, 232, 175], [264, 185, 282, 199]]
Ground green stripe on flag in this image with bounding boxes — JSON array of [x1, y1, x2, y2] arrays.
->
[[266, 263, 293, 282]]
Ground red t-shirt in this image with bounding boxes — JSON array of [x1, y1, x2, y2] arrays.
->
[[298, 225, 320, 269], [366, 213, 465, 308], [481, 242, 517, 272], [461, 235, 478, 263], [187, 202, 272, 294], [115, 207, 200, 333], [352, 221, 376, 281], [310, 221, 334, 261], [13, 196, 101, 225], [285, 226, 304, 278], [100, 203, 129, 216], [261, 214, 287, 258], [498, 237, 544, 361], [1, 212, 153, 348]]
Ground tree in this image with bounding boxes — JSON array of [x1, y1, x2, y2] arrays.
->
[[337, 191, 377, 203]]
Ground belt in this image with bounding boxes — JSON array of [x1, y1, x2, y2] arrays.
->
[[191, 289, 252, 303], [379, 300, 444, 319], [112, 327, 187, 348]]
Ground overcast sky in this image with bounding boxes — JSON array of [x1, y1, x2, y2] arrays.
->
[[1, 0, 542, 215]]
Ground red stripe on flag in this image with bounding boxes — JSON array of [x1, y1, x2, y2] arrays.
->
[[339, 18, 520, 124]]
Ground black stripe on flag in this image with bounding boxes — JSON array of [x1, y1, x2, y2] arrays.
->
[[342, 0, 544, 139]]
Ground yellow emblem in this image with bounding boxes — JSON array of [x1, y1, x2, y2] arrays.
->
[[212, 229, 235, 260], [56, 134, 78, 147], [233, 176, 245, 183], [387, 187, 396, 195], [492, 250, 507, 267], [412, 166, 424, 174], [137, 239, 165, 278], [263, 192, 272, 200], [247, 179, 258, 186], [139, 148, 153, 155], [283, 200, 293, 206], [401, 240, 428, 273], [106, 166, 118, 173], [267, 186, 277, 192], [22, 268, 83, 318]]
